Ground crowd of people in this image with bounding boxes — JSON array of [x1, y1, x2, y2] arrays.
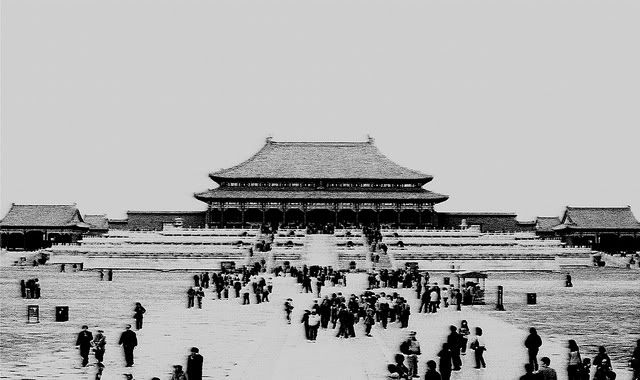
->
[[19, 278, 41, 299]]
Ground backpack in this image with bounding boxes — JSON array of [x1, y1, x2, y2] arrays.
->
[[400, 340, 411, 355]]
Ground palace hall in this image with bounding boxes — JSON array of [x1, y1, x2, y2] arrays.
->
[[194, 138, 449, 229]]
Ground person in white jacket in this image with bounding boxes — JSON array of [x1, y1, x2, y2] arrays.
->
[[308, 310, 321, 341]]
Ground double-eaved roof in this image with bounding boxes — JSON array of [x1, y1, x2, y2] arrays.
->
[[553, 206, 640, 231], [0, 204, 90, 229], [210, 139, 432, 182]]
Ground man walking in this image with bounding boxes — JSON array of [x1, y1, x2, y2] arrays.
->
[[447, 325, 463, 371], [308, 310, 321, 341], [524, 327, 543, 371], [118, 324, 138, 367], [186, 347, 203, 380], [75, 325, 93, 367], [93, 329, 106, 364]]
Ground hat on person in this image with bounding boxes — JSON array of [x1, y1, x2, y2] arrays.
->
[[191, 347, 199, 353], [409, 331, 417, 336], [97, 329, 104, 333]]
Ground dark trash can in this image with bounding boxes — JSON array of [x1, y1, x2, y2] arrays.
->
[[349, 261, 356, 270], [443, 277, 450, 286], [526, 293, 537, 305], [55, 306, 69, 322]]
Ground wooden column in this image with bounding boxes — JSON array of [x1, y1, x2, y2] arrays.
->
[[355, 203, 359, 226], [396, 204, 402, 227], [303, 203, 308, 227], [418, 203, 423, 227], [220, 205, 225, 227], [282, 203, 287, 226], [375, 204, 380, 226], [240, 203, 246, 227], [261, 204, 266, 225], [205, 203, 211, 228], [334, 203, 339, 226]]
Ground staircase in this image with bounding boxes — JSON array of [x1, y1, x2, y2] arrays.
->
[[304, 234, 339, 268]]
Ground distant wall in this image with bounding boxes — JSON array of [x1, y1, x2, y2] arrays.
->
[[108, 219, 128, 230], [437, 213, 520, 232], [126, 211, 206, 230]]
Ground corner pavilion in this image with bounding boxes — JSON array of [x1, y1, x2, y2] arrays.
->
[[195, 138, 448, 228]]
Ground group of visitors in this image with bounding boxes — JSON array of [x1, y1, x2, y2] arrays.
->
[[19, 278, 41, 299], [388, 322, 486, 379], [186, 266, 275, 308], [75, 302, 145, 370]]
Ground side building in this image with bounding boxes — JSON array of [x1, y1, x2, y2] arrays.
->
[[0, 204, 90, 250], [194, 138, 449, 229]]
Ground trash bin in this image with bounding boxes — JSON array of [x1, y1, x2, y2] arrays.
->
[[349, 261, 356, 270], [443, 277, 450, 286], [55, 306, 69, 322], [526, 293, 537, 305]]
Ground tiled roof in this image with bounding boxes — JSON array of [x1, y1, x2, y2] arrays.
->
[[535, 216, 561, 232], [0, 204, 90, 229], [554, 207, 640, 231], [194, 188, 448, 203], [439, 212, 517, 217], [211, 140, 432, 181], [84, 214, 109, 231]]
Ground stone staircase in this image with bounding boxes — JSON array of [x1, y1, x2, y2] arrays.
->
[[304, 234, 339, 267]]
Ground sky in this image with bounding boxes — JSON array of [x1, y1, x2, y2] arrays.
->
[[2, 0, 639, 221]]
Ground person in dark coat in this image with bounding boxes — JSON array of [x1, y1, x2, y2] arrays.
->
[[93, 329, 106, 363], [424, 360, 442, 380], [631, 339, 640, 380], [20, 280, 26, 298], [75, 325, 94, 367], [525, 327, 543, 371], [301, 310, 311, 340], [118, 324, 137, 367], [187, 287, 195, 308], [447, 325, 462, 371], [519, 363, 538, 380], [186, 347, 203, 380], [438, 343, 453, 380], [133, 302, 146, 330]]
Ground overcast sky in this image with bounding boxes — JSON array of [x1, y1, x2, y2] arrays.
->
[[2, 0, 639, 221]]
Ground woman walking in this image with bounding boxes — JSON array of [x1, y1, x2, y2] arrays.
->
[[567, 339, 582, 380]]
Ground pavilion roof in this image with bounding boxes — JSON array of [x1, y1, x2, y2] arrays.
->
[[552, 206, 640, 231], [0, 204, 90, 229], [535, 216, 561, 232], [194, 188, 448, 203], [211, 139, 433, 182], [83, 214, 109, 231]]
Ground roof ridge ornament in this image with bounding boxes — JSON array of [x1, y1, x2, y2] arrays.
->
[[366, 135, 375, 144], [266, 136, 273, 144]]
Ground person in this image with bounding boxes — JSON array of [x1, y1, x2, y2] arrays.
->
[[187, 287, 195, 308], [393, 353, 410, 379], [525, 327, 543, 371], [446, 325, 462, 371], [364, 307, 375, 337], [284, 298, 294, 324], [567, 339, 582, 380], [99, 270, 104, 281], [20, 279, 26, 298], [123, 374, 133, 380], [429, 288, 439, 313], [75, 325, 94, 367], [308, 310, 321, 341], [538, 357, 558, 380], [95, 362, 104, 380], [631, 339, 640, 380], [565, 273, 573, 287], [118, 324, 137, 367], [424, 360, 442, 380], [133, 302, 146, 330], [437, 343, 453, 380], [593, 346, 614, 380], [455, 290, 462, 311], [187, 347, 204, 380], [93, 329, 106, 363], [579, 358, 592, 380], [196, 287, 204, 308], [471, 327, 486, 369], [459, 320, 470, 355], [301, 309, 311, 340], [519, 363, 537, 380], [171, 364, 187, 380], [419, 289, 429, 313], [400, 331, 421, 378]]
